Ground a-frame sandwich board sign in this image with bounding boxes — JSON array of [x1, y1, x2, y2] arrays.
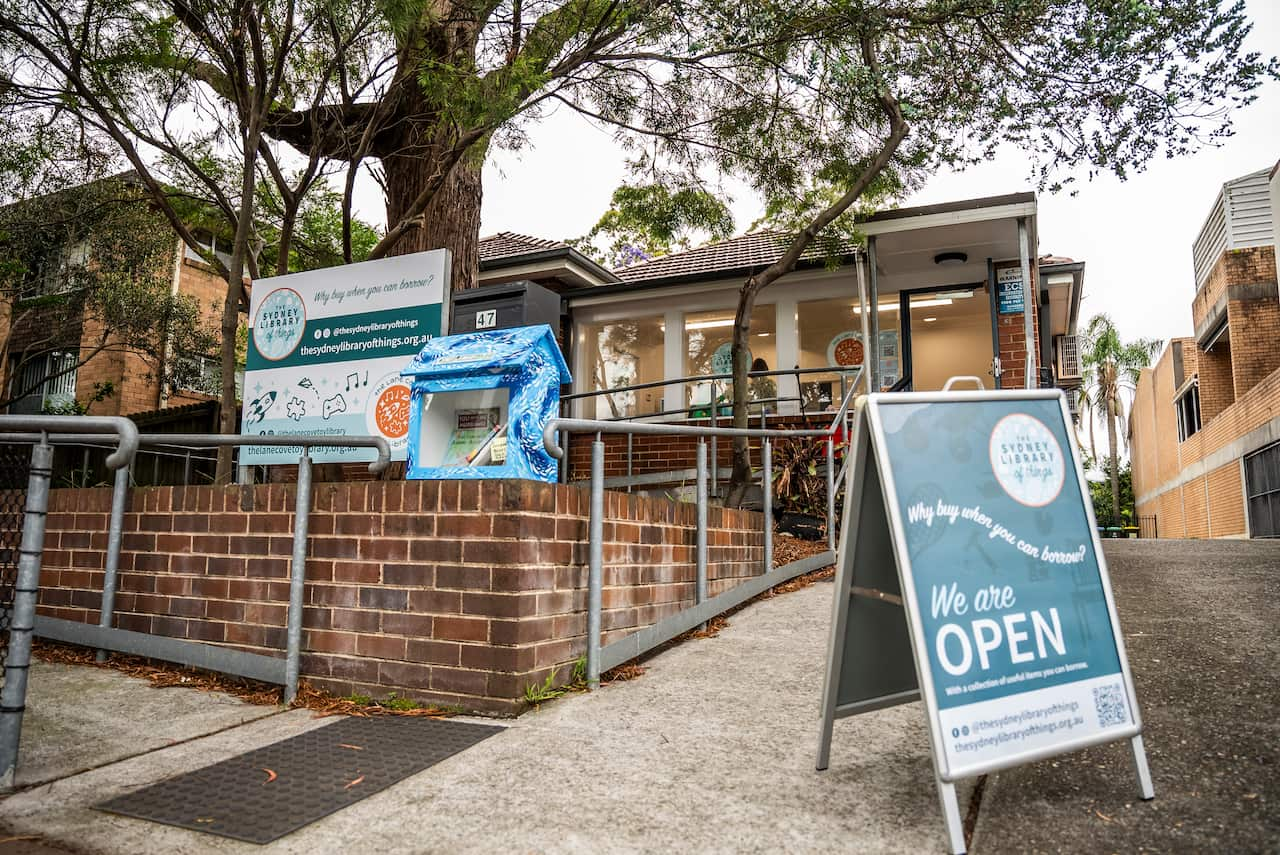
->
[[816, 384, 1154, 854]]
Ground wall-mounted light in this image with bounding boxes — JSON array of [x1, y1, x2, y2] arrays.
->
[[924, 317, 938, 323], [933, 252, 968, 266]]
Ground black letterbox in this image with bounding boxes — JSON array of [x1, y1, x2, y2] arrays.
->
[[449, 280, 563, 335]]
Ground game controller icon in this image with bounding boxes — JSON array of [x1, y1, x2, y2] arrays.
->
[[322, 393, 347, 420]]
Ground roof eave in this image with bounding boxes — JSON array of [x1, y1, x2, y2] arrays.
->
[[480, 246, 620, 284], [588, 254, 857, 297]]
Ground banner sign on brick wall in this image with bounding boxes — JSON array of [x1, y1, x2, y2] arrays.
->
[[996, 265, 1024, 314], [816, 387, 1154, 854], [240, 251, 450, 465]]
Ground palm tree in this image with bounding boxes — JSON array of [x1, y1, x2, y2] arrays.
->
[[1078, 314, 1162, 526]]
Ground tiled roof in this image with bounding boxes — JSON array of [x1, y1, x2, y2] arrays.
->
[[614, 231, 859, 283], [478, 232, 568, 261]]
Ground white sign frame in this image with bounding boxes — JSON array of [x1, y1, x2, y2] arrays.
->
[[240, 250, 451, 465], [817, 387, 1154, 854]]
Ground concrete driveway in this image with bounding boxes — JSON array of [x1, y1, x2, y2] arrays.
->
[[1, 539, 1277, 853]]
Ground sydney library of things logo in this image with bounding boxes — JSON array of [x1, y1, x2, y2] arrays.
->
[[988, 413, 1065, 507]]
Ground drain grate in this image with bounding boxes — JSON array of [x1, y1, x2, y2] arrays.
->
[[96, 716, 502, 844]]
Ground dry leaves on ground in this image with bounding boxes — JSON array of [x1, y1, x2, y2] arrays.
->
[[32, 640, 455, 718]]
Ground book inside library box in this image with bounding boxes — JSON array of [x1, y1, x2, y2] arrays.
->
[[417, 387, 510, 468]]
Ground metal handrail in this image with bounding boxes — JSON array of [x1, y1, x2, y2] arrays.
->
[[0, 432, 391, 475], [561, 365, 859, 402], [545, 369, 863, 461], [0, 415, 138, 789], [545, 369, 864, 688], [0, 429, 392, 712], [0, 415, 138, 470]]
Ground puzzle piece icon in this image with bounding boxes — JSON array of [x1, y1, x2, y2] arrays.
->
[[322, 393, 347, 420], [287, 397, 306, 421]]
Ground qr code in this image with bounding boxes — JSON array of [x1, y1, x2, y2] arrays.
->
[[1092, 683, 1128, 727]]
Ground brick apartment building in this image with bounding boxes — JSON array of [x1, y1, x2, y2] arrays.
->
[[1, 183, 234, 420], [1131, 161, 1280, 538]]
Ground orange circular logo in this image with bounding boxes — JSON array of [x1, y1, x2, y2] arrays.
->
[[374, 384, 411, 439]]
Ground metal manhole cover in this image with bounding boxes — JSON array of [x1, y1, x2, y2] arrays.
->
[[95, 716, 502, 844]]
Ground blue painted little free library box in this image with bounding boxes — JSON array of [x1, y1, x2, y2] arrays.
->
[[401, 324, 570, 482]]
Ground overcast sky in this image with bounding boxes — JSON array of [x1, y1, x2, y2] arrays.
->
[[466, 0, 1279, 348]]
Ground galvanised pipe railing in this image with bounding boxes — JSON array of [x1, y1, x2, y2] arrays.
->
[[545, 369, 865, 687], [0, 415, 138, 790], [0, 432, 391, 708]]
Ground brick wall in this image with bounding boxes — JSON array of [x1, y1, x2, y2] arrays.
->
[[995, 264, 1041, 390], [1228, 294, 1280, 399], [35, 478, 764, 715], [1132, 238, 1280, 539], [1197, 342, 1235, 423], [1192, 245, 1276, 331]]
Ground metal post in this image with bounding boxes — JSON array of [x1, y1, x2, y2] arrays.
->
[[626, 432, 633, 494], [709, 382, 718, 498], [81, 447, 90, 488], [283, 449, 313, 705], [866, 238, 881, 392], [826, 437, 836, 551], [936, 779, 967, 854], [0, 439, 53, 789], [96, 465, 130, 663], [762, 438, 773, 574], [183, 451, 192, 486], [587, 438, 604, 688], [1018, 216, 1037, 389], [695, 440, 708, 615], [1130, 734, 1156, 799]]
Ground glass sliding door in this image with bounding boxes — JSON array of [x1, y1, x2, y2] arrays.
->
[[902, 287, 995, 392]]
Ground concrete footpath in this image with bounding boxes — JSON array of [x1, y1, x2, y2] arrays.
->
[[0, 540, 1277, 853]]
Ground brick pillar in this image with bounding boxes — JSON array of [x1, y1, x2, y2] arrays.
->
[[995, 263, 1040, 390]]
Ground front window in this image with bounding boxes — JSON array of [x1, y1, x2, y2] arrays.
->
[[798, 296, 866, 411], [1175, 381, 1201, 441], [184, 231, 236, 271], [684, 306, 777, 414], [20, 240, 89, 299], [580, 316, 665, 418], [8, 351, 78, 414], [174, 354, 244, 399]]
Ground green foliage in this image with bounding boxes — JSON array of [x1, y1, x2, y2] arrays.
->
[[1077, 313, 1161, 524], [573, 182, 735, 268], [0, 177, 219, 407], [1078, 313, 1163, 462], [769, 437, 842, 521], [1085, 458, 1136, 529], [523, 667, 568, 704], [381, 692, 423, 711], [256, 179, 382, 274], [42, 381, 116, 416]]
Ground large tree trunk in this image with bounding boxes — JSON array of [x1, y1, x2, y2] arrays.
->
[[382, 146, 484, 292], [1106, 401, 1121, 525], [723, 278, 763, 508]]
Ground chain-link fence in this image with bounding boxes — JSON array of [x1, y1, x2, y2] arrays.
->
[[0, 447, 27, 668]]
